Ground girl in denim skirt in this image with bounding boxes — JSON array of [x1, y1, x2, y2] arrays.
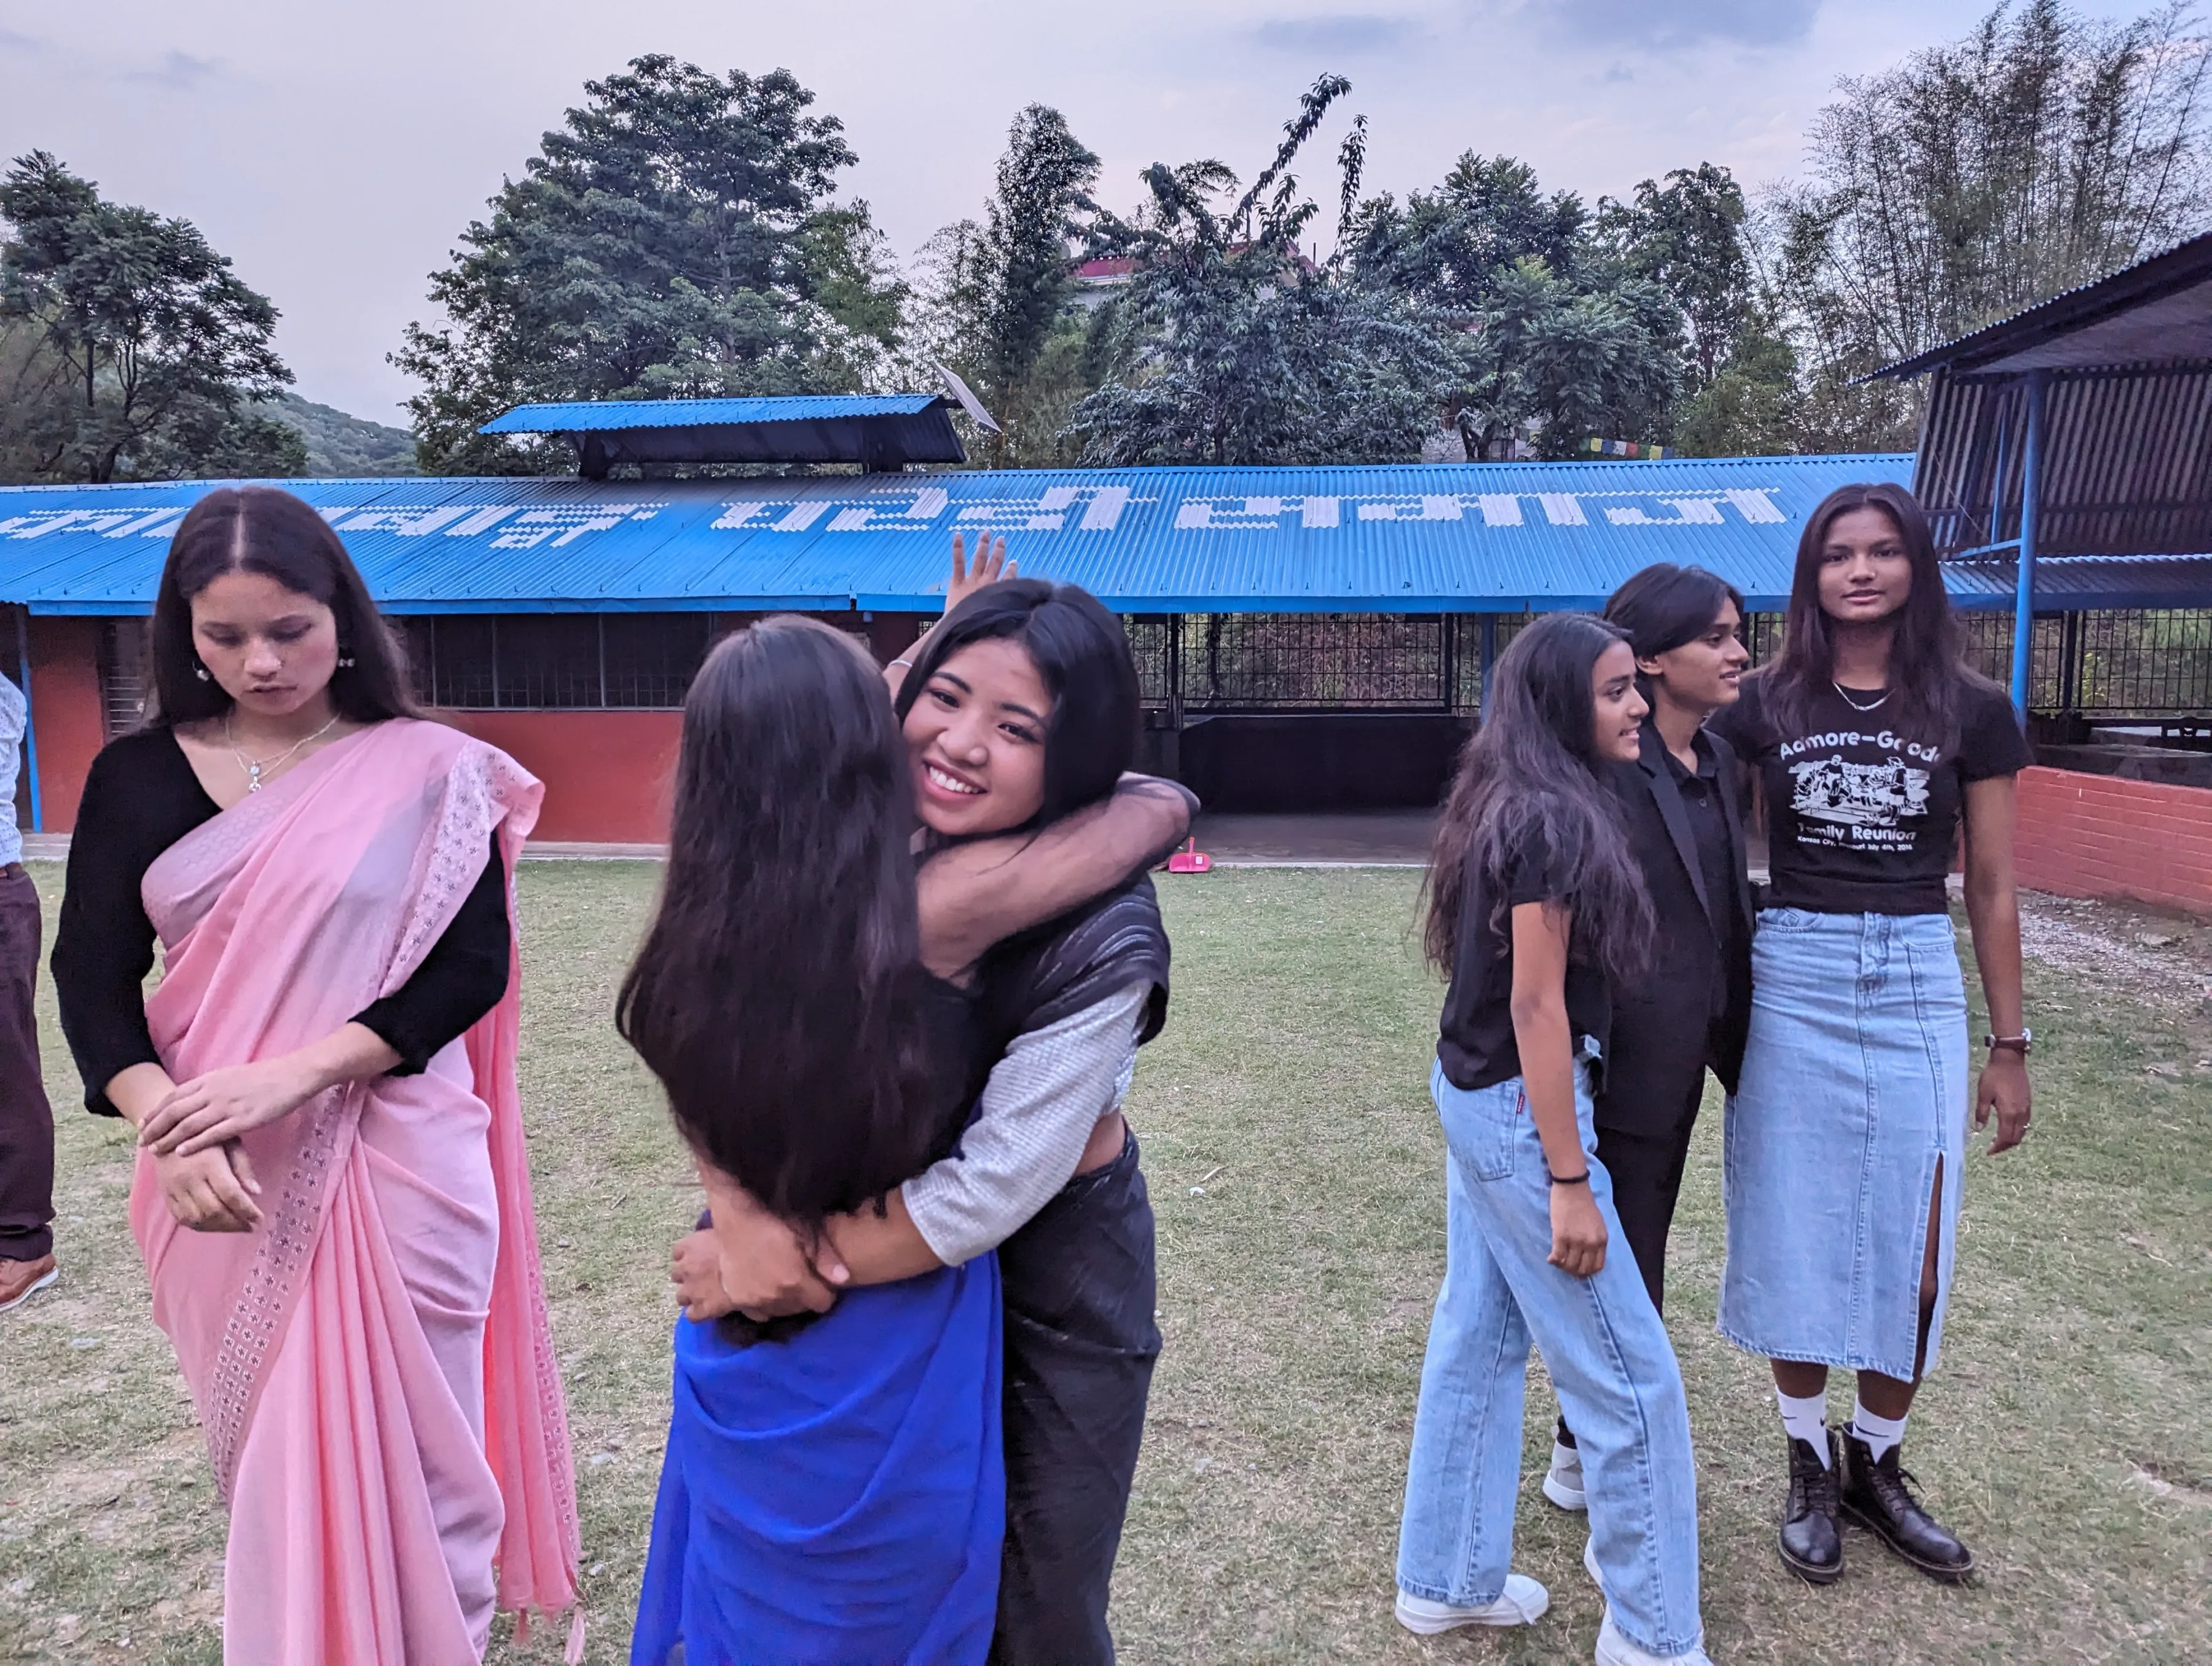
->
[[1709, 482, 2033, 1586], [1397, 613, 1714, 1666]]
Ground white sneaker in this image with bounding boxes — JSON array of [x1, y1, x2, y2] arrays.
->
[[1594, 1609, 1713, 1665], [1395, 1573, 1551, 1635], [1542, 1439, 1588, 1511], [1583, 1534, 1602, 1590]]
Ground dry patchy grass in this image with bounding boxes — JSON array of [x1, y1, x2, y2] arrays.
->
[[2, 863, 2207, 1665]]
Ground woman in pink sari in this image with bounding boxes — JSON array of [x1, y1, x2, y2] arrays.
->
[[52, 486, 581, 1664]]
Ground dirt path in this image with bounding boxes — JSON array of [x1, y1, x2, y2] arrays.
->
[[2017, 889, 2212, 1037]]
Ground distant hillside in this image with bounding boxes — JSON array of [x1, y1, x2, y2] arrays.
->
[[272, 392, 418, 476]]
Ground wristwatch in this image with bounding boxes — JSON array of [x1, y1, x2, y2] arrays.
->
[[1984, 1029, 2032, 1055]]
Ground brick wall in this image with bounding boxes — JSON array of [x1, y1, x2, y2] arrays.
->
[[2013, 765, 2212, 916]]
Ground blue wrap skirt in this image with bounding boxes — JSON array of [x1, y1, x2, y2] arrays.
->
[[631, 1255, 1005, 1666], [1719, 908, 1968, 1381]]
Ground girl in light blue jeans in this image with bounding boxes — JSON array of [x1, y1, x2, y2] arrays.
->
[[1398, 615, 1712, 1666]]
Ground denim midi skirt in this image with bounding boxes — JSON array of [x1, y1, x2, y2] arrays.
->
[[1719, 908, 1968, 1381]]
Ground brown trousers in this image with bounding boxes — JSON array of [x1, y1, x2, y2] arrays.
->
[[0, 866, 53, 1262]]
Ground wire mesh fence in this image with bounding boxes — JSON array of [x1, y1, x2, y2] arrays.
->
[[1119, 609, 2209, 721], [79, 605, 2211, 736]]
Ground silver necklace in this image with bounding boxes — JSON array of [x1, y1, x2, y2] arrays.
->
[[226, 712, 340, 792], [1832, 680, 1890, 713]]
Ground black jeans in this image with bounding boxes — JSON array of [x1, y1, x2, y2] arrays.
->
[[989, 1130, 1161, 1666], [0, 866, 53, 1263]]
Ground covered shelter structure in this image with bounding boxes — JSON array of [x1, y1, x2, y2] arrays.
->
[[3, 447, 1920, 836], [1872, 229, 2212, 729], [4, 396, 2208, 896]]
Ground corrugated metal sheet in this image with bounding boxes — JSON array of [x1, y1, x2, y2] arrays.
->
[[1915, 363, 2212, 557], [479, 395, 944, 433], [1871, 230, 2212, 380], [0, 454, 1956, 616], [1943, 552, 2212, 610]]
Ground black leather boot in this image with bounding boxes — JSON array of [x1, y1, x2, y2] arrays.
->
[[1838, 1429, 1975, 1582], [1778, 1432, 1843, 1584]]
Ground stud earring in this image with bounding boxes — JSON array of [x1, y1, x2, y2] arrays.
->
[[194, 663, 210, 682], [337, 651, 356, 669]]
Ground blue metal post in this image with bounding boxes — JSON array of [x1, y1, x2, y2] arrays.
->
[[2010, 372, 2046, 723], [13, 607, 40, 834]]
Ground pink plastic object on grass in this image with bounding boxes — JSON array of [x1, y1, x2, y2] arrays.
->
[[1167, 837, 1212, 873]]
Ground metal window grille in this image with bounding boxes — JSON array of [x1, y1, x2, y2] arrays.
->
[[603, 615, 713, 708], [495, 616, 602, 709], [97, 619, 149, 737], [395, 613, 734, 710]]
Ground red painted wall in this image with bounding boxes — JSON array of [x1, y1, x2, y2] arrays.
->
[[2013, 765, 2212, 917], [436, 710, 681, 844], [21, 626, 680, 844], [27, 616, 106, 833]]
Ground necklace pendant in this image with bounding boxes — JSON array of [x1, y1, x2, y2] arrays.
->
[[248, 766, 263, 792]]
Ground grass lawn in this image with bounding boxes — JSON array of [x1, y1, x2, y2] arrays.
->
[[2, 862, 2208, 1665]]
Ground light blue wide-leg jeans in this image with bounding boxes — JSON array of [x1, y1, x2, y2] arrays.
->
[[1397, 1058, 1705, 1660]]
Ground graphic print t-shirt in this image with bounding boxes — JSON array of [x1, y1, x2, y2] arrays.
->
[[1710, 671, 2031, 916]]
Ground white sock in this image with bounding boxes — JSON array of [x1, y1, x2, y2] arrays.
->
[[1776, 1389, 1831, 1464], [1849, 1400, 1908, 1464]]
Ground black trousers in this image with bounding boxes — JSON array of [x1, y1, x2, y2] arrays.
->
[[0, 867, 53, 1263], [1558, 1071, 1704, 1448], [989, 1130, 1161, 1666]]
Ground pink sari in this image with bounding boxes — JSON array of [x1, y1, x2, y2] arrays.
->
[[128, 719, 582, 1665]]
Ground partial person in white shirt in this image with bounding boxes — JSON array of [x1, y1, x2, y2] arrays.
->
[[0, 669, 58, 1314]]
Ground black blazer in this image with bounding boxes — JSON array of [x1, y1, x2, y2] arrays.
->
[[1593, 722, 1756, 1137]]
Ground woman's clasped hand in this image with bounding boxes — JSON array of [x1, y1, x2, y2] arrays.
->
[[136, 1056, 323, 1157]]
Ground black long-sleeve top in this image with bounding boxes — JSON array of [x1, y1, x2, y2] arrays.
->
[[53, 726, 512, 1116]]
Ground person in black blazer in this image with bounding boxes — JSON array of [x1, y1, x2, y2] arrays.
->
[[1542, 563, 1755, 1514]]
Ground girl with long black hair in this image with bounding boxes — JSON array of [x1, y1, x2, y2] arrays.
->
[[623, 616, 1010, 1662], [1708, 482, 2031, 1586], [667, 577, 1180, 1664], [1397, 614, 1711, 1666]]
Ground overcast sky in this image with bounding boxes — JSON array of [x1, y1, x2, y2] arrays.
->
[[0, 0, 2156, 423]]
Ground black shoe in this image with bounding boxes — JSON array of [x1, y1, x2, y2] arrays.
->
[[1778, 1433, 1843, 1585], [1838, 1430, 1976, 1583]]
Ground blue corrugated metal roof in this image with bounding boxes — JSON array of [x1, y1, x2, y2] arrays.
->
[[21, 453, 2174, 619], [1944, 552, 2212, 610], [479, 395, 944, 433]]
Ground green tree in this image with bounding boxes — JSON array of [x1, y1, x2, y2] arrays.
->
[[1072, 77, 1454, 466], [1597, 162, 1752, 390], [394, 56, 908, 474], [1443, 257, 1683, 460], [0, 152, 298, 484], [1669, 313, 1803, 457], [1350, 152, 1686, 458], [916, 105, 1103, 465], [1348, 152, 1589, 312], [1770, 0, 2212, 447]]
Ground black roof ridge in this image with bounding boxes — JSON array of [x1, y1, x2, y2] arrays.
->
[[1868, 229, 2212, 382]]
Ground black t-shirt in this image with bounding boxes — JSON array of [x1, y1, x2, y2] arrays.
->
[[1437, 823, 1610, 1092], [1711, 671, 2032, 916], [52, 726, 512, 1115]]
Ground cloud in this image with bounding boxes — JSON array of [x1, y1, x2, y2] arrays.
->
[[1249, 14, 1426, 55], [1539, 0, 1822, 50], [129, 50, 224, 90], [0, 27, 45, 53]]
